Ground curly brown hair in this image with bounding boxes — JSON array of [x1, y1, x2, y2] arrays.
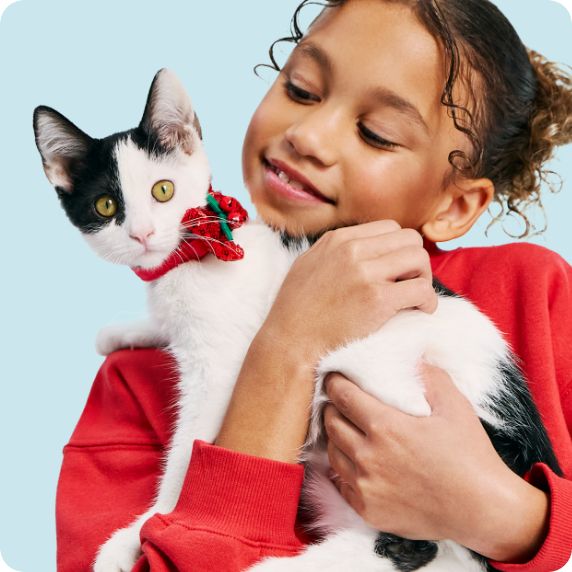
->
[[259, 0, 572, 237]]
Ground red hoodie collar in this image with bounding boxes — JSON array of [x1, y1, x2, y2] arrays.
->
[[132, 187, 248, 282]]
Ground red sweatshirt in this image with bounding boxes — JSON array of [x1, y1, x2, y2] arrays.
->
[[56, 242, 572, 572]]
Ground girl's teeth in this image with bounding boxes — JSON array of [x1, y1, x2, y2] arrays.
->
[[276, 168, 306, 191]]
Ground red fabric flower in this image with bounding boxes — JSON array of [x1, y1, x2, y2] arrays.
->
[[132, 187, 248, 281]]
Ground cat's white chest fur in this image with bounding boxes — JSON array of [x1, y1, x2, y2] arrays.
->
[[147, 223, 300, 444]]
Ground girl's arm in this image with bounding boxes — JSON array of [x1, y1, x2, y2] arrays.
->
[[216, 220, 436, 462]]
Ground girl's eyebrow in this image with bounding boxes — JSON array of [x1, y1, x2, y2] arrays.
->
[[296, 41, 333, 75], [295, 40, 430, 137], [366, 87, 430, 136]]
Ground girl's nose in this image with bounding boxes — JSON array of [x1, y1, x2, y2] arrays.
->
[[284, 107, 342, 166]]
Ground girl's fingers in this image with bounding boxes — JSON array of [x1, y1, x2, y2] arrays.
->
[[367, 245, 432, 283], [326, 444, 363, 516], [351, 228, 424, 261], [355, 272, 436, 316], [337, 479, 361, 514], [328, 441, 355, 486], [388, 277, 437, 314], [419, 362, 473, 416], [321, 219, 402, 243], [319, 225, 425, 267], [323, 402, 365, 458], [325, 373, 403, 435]]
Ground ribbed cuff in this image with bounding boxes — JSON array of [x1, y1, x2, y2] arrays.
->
[[170, 440, 305, 547], [489, 463, 572, 572]]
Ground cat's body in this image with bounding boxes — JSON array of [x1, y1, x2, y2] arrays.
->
[[34, 69, 561, 572]]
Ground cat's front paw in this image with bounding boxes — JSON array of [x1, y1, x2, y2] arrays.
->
[[93, 525, 142, 572], [96, 321, 168, 355]]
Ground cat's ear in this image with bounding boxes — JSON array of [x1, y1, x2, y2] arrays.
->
[[139, 68, 202, 155], [33, 106, 93, 193]]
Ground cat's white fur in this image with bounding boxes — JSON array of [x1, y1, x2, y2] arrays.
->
[[44, 70, 505, 572]]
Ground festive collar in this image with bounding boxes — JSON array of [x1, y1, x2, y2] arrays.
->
[[132, 186, 249, 282]]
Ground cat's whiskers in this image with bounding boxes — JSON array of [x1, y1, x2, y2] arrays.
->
[[180, 234, 218, 258], [181, 232, 242, 258], [180, 214, 231, 227]]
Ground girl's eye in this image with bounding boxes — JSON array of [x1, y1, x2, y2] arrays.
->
[[95, 195, 117, 218], [358, 123, 399, 150], [152, 180, 175, 202], [284, 80, 320, 104]]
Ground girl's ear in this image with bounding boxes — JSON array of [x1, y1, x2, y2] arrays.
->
[[139, 68, 201, 155], [421, 177, 495, 242], [33, 106, 93, 193]]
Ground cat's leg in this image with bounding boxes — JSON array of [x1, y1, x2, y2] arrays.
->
[[93, 405, 196, 571], [310, 297, 510, 446], [92, 523, 146, 572], [95, 319, 169, 355]]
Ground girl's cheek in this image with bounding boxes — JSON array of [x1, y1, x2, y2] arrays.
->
[[244, 99, 277, 157]]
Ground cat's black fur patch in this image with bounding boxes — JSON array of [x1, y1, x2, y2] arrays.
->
[[56, 132, 127, 232], [480, 357, 562, 476], [57, 126, 174, 234], [374, 534, 438, 571], [374, 277, 561, 572], [34, 100, 173, 235], [279, 229, 327, 250]]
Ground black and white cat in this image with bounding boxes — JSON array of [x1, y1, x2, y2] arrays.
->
[[34, 69, 561, 572]]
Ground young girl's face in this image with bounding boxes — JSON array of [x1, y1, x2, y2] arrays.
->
[[242, 0, 474, 237]]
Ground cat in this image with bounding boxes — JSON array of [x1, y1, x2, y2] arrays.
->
[[33, 69, 561, 572]]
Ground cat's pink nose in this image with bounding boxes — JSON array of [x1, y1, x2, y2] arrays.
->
[[130, 230, 155, 246]]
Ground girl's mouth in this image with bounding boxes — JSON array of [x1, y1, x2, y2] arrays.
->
[[263, 158, 335, 205]]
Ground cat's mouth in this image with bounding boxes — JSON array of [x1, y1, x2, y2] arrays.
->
[[134, 250, 170, 269], [132, 239, 179, 269]]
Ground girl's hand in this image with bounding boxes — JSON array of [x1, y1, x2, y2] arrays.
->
[[324, 365, 550, 563], [258, 220, 437, 369]]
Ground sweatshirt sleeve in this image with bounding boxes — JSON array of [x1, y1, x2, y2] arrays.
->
[[488, 248, 572, 572], [56, 349, 305, 572], [489, 464, 572, 572], [133, 441, 304, 571]]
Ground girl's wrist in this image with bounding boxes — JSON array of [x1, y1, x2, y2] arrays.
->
[[216, 331, 316, 463], [458, 467, 549, 563], [255, 318, 322, 370]]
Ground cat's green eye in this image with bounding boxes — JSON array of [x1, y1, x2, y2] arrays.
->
[[95, 195, 117, 218], [152, 180, 175, 203]]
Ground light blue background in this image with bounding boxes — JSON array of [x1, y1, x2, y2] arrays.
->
[[0, 1, 570, 570]]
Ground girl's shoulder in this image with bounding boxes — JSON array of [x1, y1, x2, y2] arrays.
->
[[432, 242, 571, 337], [432, 241, 569, 293]]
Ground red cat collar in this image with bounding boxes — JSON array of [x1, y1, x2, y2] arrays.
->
[[132, 187, 249, 282]]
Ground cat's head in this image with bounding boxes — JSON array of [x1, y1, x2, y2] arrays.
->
[[33, 68, 210, 270]]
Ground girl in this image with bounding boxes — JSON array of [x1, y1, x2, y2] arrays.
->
[[56, 0, 571, 571]]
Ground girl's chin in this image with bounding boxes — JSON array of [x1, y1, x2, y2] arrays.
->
[[253, 203, 330, 239]]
